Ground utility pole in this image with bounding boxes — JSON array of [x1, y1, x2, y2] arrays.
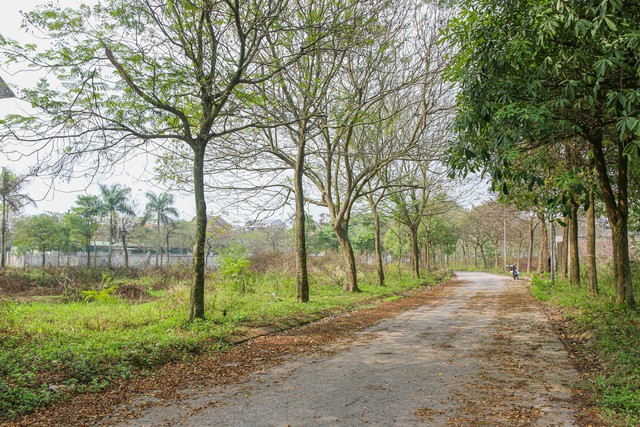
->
[[550, 220, 555, 285], [503, 207, 507, 269]]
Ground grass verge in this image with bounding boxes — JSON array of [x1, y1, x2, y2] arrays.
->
[[530, 265, 640, 426], [0, 265, 447, 421]]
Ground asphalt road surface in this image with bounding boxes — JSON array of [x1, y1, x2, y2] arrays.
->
[[107, 271, 583, 426]]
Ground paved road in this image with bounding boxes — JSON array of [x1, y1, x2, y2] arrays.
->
[[109, 272, 582, 426]]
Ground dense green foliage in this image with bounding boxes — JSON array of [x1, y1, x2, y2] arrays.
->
[[531, 264, 640, 425], [64, 195, 102, 265], [0, 263, 444, 420], [12, 214, 68, 266], [445, 0, 640, 191]]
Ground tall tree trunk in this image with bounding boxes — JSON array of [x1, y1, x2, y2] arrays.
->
[[516, 235, 523, 270], [527, 217, 535, 273], [189, 144, 207, 321], [431, 242, 437, 270], [334, 222, 359, 292], [86, 240, 91, 267], [465, 243, 470, 266], [371, 206, 384, 286], [569, 201, 581, 287], [537, 213, 549, 273], [157, 215, 162, 268], [473, 245, 478, 268], [610, 216, 633, 306], [592, 132, 634, 307], [165, 234, 170, 267], [460, 242, 467, 268], [561, 216, 568, 279], [586, 190, 598, 294], [463, 243, 467, 267], [294, 149, 309, 302], [425, 243, 430, 272], [409, 224, 420, 278], [108, 214, 113, 268], [480, 244, 488, 268], [1, 197, 6, 269], [41, 251, 46, 268], [122, 234, 129, 269]]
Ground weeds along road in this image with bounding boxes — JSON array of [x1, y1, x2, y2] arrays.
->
[[97, 271, 586, 427]]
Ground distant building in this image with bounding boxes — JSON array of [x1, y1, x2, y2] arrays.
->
[[245, 218, 285, 231]]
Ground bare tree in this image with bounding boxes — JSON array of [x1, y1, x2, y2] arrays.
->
[[0, 0, 309, 320], [303, 1, 452, 291], [459, 206, 493, 269]]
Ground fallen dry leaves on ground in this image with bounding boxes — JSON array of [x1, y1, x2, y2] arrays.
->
[[7, 283, 451, 427], [4, 278, 606, 427]]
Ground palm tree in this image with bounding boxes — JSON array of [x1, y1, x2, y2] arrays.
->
[[98, 183, 134, 267], [144, 192, 179, 268], [0, 168, 35, 268], [117, 199, 138, 269]]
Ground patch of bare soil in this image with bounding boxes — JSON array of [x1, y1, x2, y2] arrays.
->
[[0, 271, 58, 299], [4, 283, 453, 427]]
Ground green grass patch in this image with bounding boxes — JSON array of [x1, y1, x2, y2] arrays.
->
[[530, 266, 640, 426], [0, 265, 442, 420]]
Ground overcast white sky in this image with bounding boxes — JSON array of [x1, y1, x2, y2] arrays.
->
[[0, 0, 199, 219], [0, 1, 490, 224]]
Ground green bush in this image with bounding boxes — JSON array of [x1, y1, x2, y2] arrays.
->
[[217, 243, 253, 293]]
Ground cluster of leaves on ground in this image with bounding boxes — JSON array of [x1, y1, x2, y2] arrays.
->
[[530, 262, 640, 426], [0, 253, 444, 421]]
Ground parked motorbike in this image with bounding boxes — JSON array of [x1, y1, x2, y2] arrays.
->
[[507, 264, 520, 280]]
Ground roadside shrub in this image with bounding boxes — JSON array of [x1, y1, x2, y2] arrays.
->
[[81, 286, 118, 303], [250, 251, 295, 275], [307, 252, 345, 287], [0, 373, 53, 421], [157, 261, 195, 281], [0, 299, 18, 332], [217, 243, 253, 293]]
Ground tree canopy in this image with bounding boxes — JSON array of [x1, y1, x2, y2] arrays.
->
[[445, 0, 639, 307]]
